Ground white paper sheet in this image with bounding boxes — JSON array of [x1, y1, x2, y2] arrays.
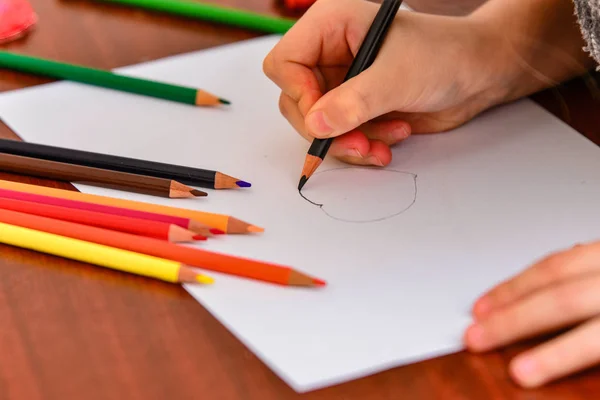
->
[[2, 35, 600, 392]]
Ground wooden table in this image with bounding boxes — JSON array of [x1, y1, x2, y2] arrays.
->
[[1, 1, 600, 398]]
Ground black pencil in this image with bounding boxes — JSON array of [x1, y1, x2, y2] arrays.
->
[[0, 138, 251, 190], [298, 0, 403, 190]]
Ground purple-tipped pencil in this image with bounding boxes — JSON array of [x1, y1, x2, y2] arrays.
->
[[0, 137, 252, 191]]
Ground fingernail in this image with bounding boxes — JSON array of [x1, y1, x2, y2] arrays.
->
[[390, 127, 410, 142], [306, 110, 333, 137], [345, 148, 363, 158], [466, 323, 485, 349], [512, 356, 542, 387], [366, 155, 384, 166]]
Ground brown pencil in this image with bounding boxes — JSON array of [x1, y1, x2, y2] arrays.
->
[[0, 152, 207, 198]]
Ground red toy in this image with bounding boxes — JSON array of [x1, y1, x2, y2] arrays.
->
[[281, 0, 317, 11], [0, 0, 37, 43]]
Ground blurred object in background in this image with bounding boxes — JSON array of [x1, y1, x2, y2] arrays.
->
[[403, 0, 487, 15], [0, 0, 37, 44], [279, 0, 317, 12]]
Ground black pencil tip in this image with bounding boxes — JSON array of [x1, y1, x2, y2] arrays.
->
[[219, 98, 231, 105], [298, 175, 308, 191]]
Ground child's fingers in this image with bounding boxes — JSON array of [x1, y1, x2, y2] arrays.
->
[[331, 131, 393, 166], [279, 92, 395, 167], [360, 119, 411, 145], [263, 0, 362, 111], [472, 242, 600, 318], [465, 274, 600, 352], [509, 318, 600, 387], [305, 67, 395, 139], [279, 93, 312, 141]]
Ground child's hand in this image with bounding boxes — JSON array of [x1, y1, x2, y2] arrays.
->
[[263, 0, 508, 166], [466, 241, 600, 387]]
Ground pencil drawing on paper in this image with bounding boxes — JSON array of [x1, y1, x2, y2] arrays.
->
[[299, 167, 418, 223]]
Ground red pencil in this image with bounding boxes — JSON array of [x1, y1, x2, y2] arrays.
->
[[0, 187, 221, 237], [0, 207, 326, 287], [0, 196, 204, 243]]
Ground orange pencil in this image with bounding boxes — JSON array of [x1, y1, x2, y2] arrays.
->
[[0, 196, 203, 243], [0, 208, 325, 287], [0, 186, 218, 237], [0, 179, 263, 234]]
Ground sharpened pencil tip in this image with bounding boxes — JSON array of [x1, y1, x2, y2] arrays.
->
[[191, 189, 207, 197], [235, 180, 251, 188], [298, 175, 308, 191], [247, 225, 264, 233], [219, 98, 231, 105], [313, 278, 327, 286], [196, 275, 215, 285], [210, 228, 225, 235]]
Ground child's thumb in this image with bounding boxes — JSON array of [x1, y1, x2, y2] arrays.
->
[[304, 70, 389, 138]]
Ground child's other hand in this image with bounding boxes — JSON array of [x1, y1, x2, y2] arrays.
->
[[466, 241, 600, 387]]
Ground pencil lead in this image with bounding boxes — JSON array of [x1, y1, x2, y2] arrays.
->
[[247, 225, 264, 233], [168, 225, 200, 242], [170, 181, 207, 198], [235, 180, 251, 188], [298, 154, 322, 191], [312, 278, 327, 286], [191, 189, 207, 197], [188, 220, 213, 236], [219, 98, 231, 105], [298, 175, 308, 191], [196, 275, 215, 285], [210, 228, 225, 235]]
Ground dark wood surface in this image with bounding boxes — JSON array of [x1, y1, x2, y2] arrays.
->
[[1, 1, 600, 399]]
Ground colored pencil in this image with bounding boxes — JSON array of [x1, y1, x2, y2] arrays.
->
[[298, 0, 403, 190], [0, 138, 250, 189], [94, 0, 296, 34], [0, 187, 220, 237], [0, 221, 214, 285], [0, 180, 263, 234], [0, 196, 204, 242], [0, 51, 229, 106], [0, 151, 207, 198], [0, 208, 325, 287]]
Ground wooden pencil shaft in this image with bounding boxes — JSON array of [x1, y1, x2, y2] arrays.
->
[[0, 208, 313, 286], [307, 0, 402, 159], [0, 221, 186, 283], [0, 179, 256, 233], [0, 139, 220, 188], [96, 0, 296, 34], [0, 51, 209, 106], [0, 151, 197, 197], [0, 196, 179, 241], [0, 186, 206, 232]]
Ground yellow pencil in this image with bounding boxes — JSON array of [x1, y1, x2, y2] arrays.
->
[[0, 222, 214, 285]]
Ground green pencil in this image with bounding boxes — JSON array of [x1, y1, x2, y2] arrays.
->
[[0, 51, 230, 107], [94, 0, 297, 34]]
